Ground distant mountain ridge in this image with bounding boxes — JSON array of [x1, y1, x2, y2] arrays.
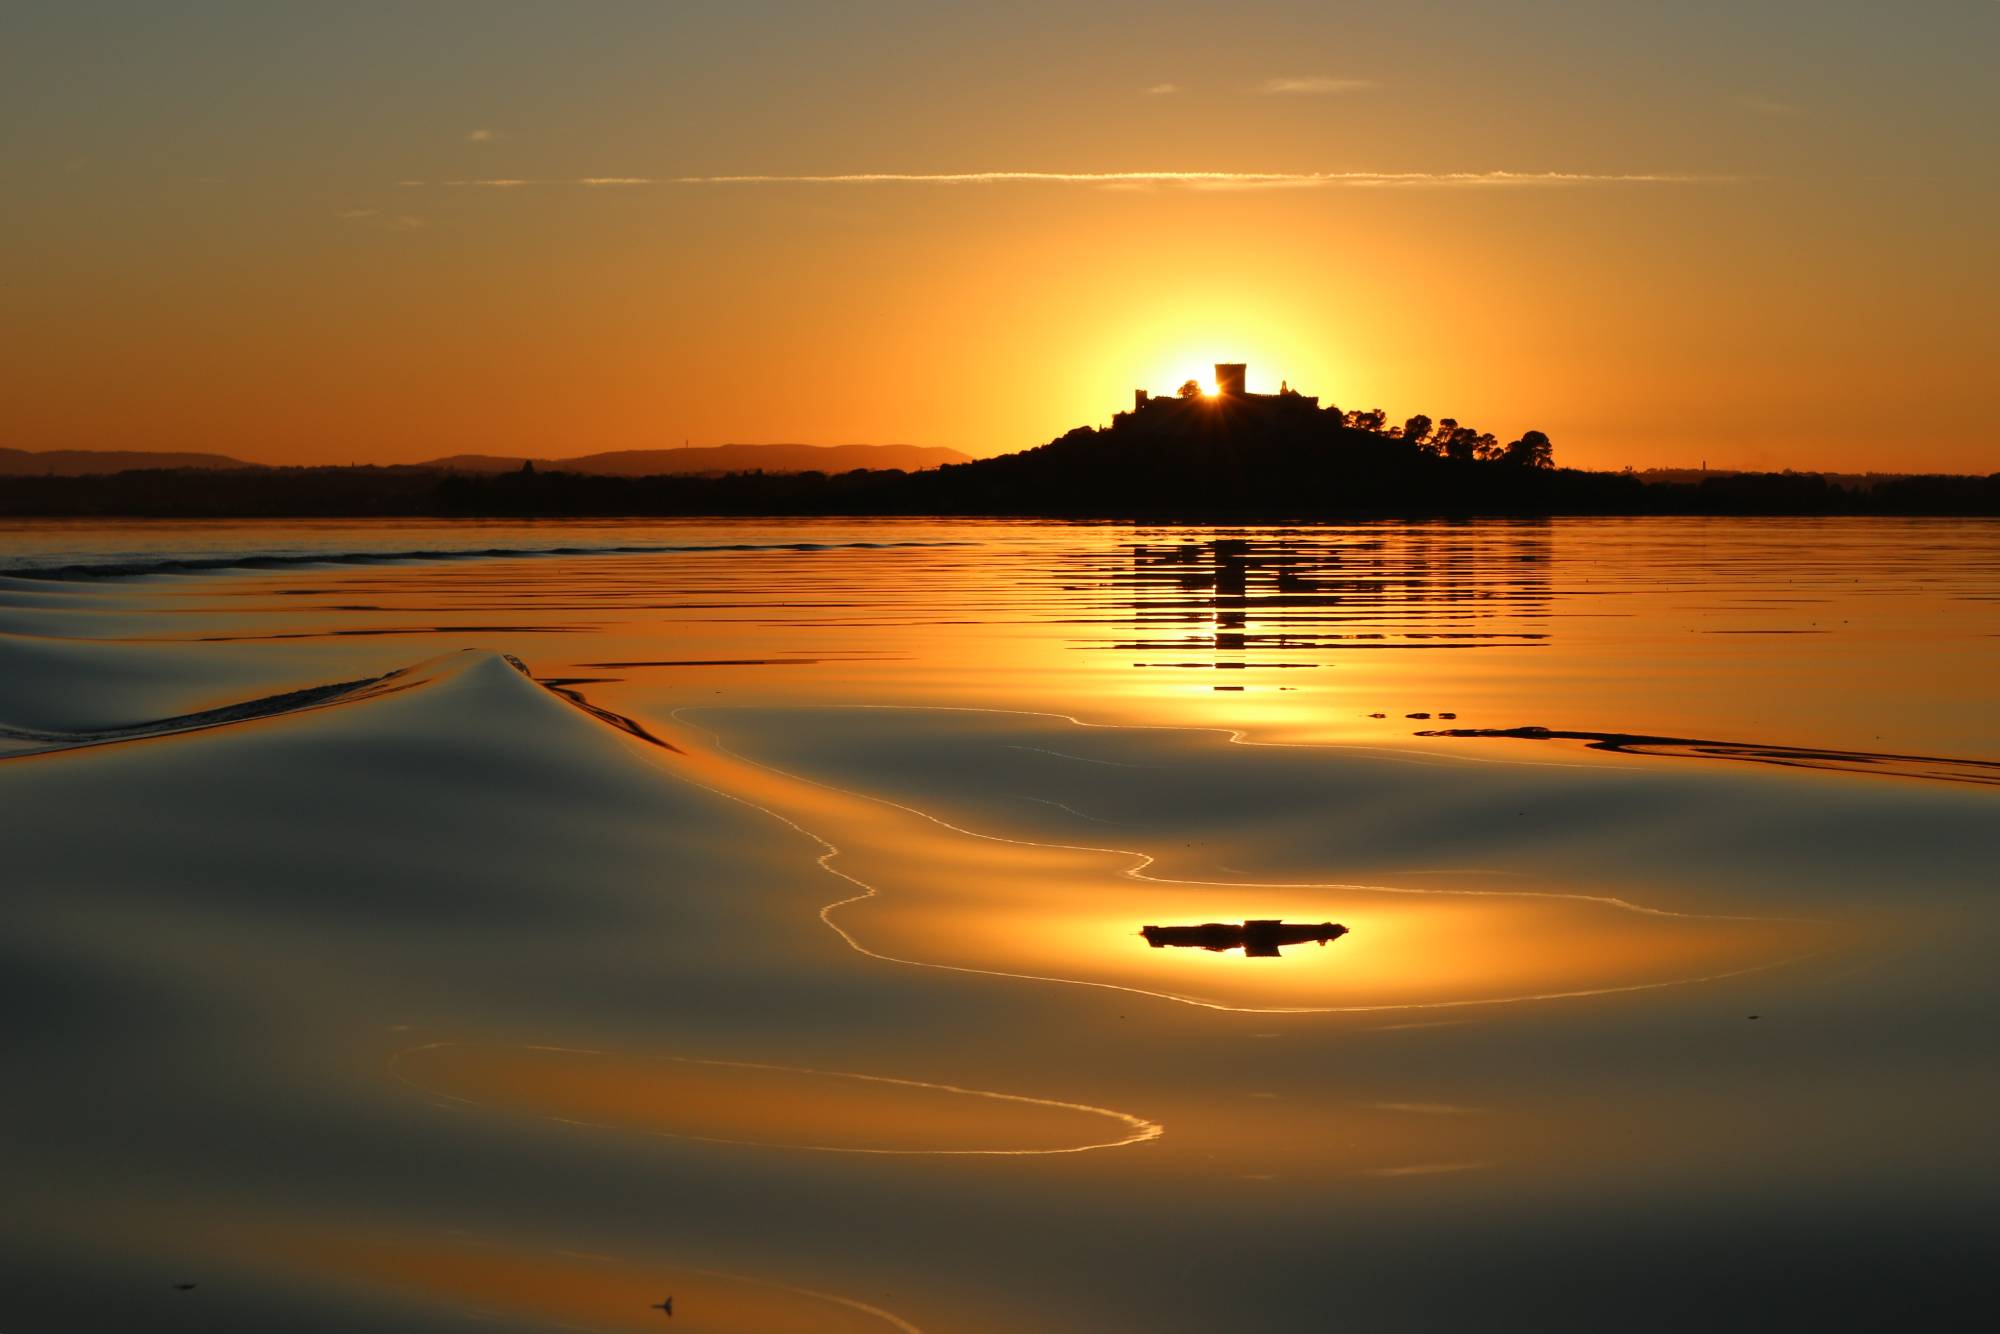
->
[[0, 443, 969, 477], [420, 444, 970, 475], [6, 423, 1996, 519], [0, 448, 255, 475]]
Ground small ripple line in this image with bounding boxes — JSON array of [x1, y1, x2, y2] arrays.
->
[[389, 1040, 1162, 1157]]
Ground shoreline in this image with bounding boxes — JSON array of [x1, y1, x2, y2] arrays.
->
[[3, 463, 1996, 520]]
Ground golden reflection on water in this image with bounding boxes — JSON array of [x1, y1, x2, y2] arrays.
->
[[74, 517, 2000, 758], [6, 523, 1879, 1013], [648, 712, 1828, 1012], [2, 520, 1997, 1330]]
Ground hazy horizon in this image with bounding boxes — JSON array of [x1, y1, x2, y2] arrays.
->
[[9, 435, 1994, 477], [7, 423, 1997, 478]]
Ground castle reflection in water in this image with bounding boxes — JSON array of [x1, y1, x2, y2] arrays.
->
[[1056, 527, 1554, 677]]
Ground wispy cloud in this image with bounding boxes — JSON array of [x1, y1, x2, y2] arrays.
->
[[1145, 82, 1181, 96], [466, 128, 497, 142], [1258, 76, 1375, 95], [408, 169, 1727, 191]]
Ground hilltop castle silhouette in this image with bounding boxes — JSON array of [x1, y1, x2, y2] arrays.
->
[[1118, 362, 1320, 424]]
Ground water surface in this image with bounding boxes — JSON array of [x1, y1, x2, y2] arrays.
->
[[2, 517, 1995, 1331]]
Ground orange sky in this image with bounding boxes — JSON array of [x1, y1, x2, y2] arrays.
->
[[4, 2, 1996, 473]]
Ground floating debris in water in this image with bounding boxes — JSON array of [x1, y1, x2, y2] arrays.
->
[[1141, 920, 1348, 958]]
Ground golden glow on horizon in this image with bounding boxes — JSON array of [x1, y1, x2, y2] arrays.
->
[[5, 7, 1995, 472], [4, 165, 1988, 471]]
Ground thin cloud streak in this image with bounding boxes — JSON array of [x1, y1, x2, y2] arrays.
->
[[412, 169, 1729, 191], [1258, 76, 1375, 95]]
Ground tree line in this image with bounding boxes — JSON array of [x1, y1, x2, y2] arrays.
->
[[1334, 409, 1554, 469], [1164, 381, 1557, 468]]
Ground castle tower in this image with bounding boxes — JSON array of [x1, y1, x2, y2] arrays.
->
[[1214, 363, 1247, 397]]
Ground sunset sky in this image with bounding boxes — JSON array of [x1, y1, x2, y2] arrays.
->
[[5, 1, 1996, 472]]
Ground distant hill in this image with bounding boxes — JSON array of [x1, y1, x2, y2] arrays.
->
[[0, 443, 967, 479], [901, 393, 1549, 516], [0, 448, 255, 475], [5, 404, 1994, 518], [420, 444, 971, 475]]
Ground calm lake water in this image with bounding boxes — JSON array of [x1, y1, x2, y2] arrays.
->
[[2, 517, 1995, 1331]]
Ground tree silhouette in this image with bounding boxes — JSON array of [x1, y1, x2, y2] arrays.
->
[[1422, 418, 1458, 458], [1401, 414, 1433, 448], [1177, 379, 1202, 399], [1502, 430, 1554, 468], [1441, 425, 1480, 462]]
